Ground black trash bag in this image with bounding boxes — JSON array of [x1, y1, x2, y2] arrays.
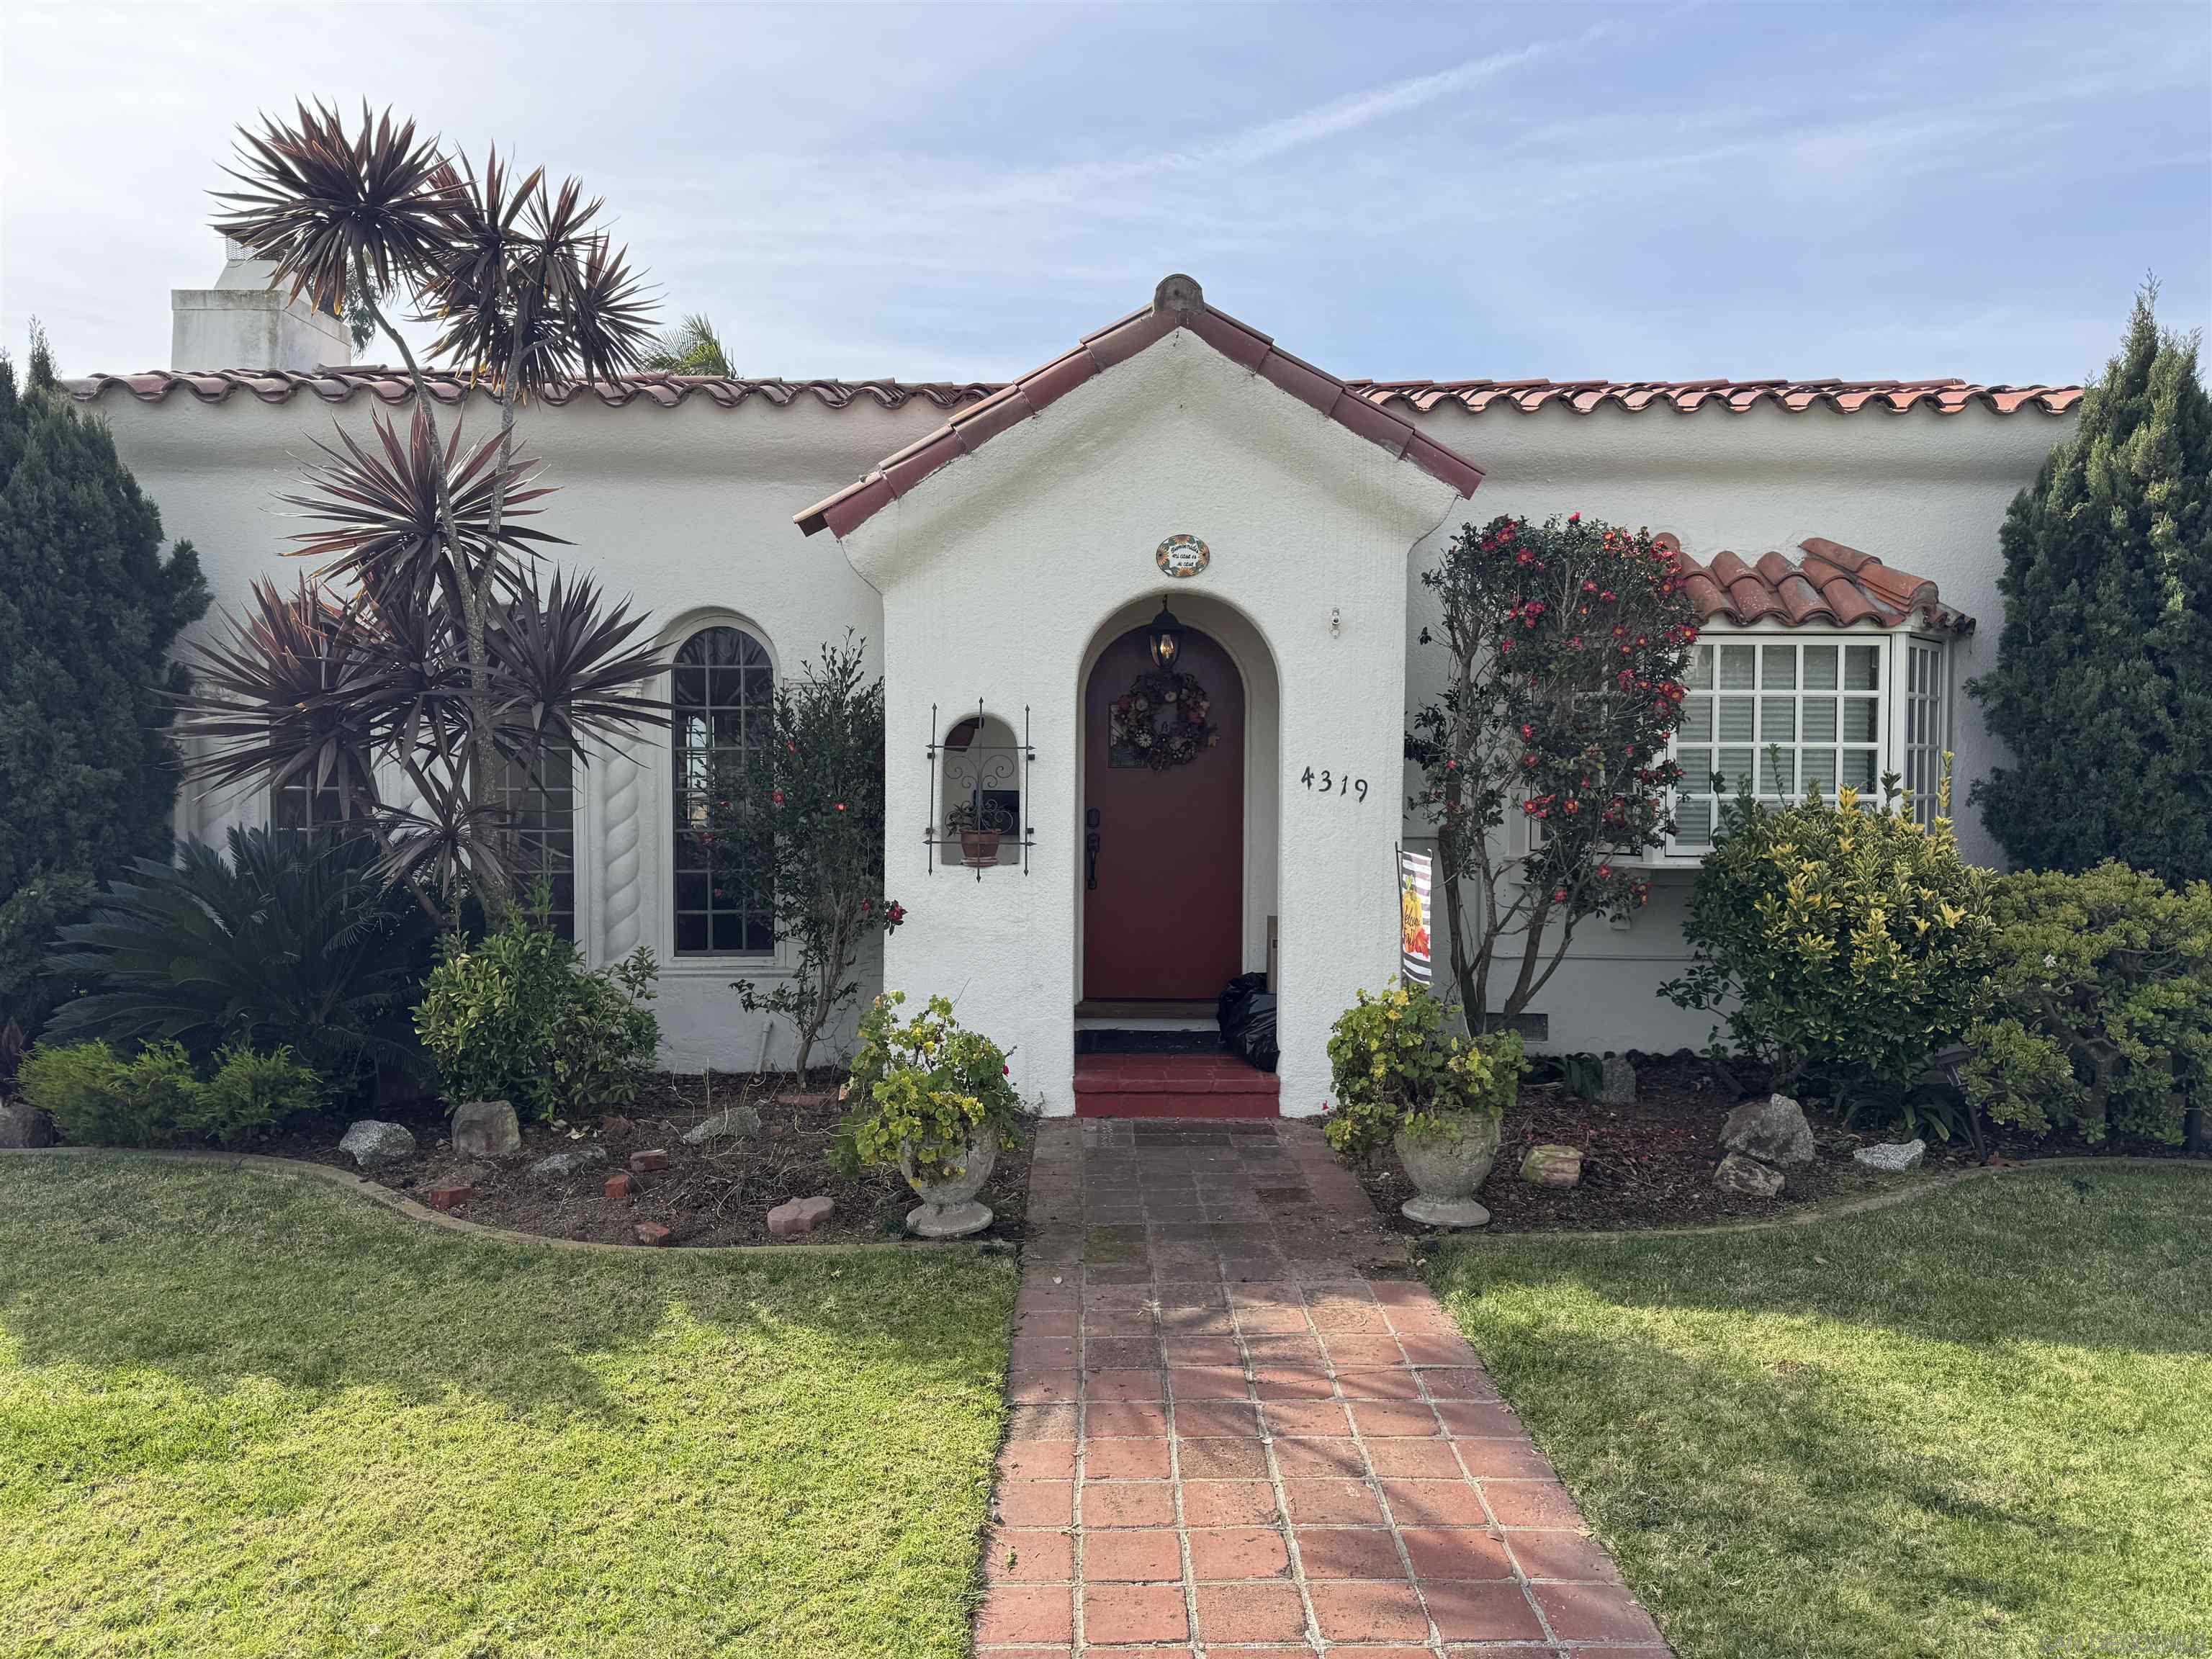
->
[[1217, 971, 1269, 1042], [1238, 992, 1279, 1074]]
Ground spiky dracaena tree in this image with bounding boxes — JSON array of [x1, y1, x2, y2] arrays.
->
[[1410, 513, 1698, 1028], [191, 103, 662, 916], [1969, 284, 2212, 884]]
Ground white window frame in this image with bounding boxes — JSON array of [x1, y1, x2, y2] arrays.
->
[[1655, 625, 1952, 863]]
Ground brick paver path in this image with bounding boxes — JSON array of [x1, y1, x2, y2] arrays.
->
[[977, 1118, 1671, 1657]]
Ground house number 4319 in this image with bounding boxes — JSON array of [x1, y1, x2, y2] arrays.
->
[[1300, 766, 1368, 802]]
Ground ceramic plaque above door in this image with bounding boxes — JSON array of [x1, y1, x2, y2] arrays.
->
[[1155, 534, 1209, 578]]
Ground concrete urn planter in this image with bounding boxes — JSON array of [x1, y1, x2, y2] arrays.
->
[[898, 1132, 998, 1238], [1393, 1113, 1502, 1229]]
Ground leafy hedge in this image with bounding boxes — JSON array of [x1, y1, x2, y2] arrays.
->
[[1663, 781, 1997, 1101], [1961, 862, 2211, 1143], [19, 1039, 320, 1147], [414, 908, 659, 1118]]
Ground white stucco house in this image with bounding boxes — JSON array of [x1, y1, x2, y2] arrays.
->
[[67, 248, 2084, 1118]]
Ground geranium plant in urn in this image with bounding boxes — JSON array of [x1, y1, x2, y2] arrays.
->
[[844, 992, 1030, 1236], [1322, 979, 1525, 1228]]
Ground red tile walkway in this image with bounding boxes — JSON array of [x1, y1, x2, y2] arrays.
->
[[977, 1117, 1672, 1656]]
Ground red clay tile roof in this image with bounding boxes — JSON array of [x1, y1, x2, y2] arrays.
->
[[70, 371, 2083, 422], [66, 368, 998, 411], [1663, 534, 1972, 634], [1350, 378, 2082, 416], [794, 274, 1485, 538]]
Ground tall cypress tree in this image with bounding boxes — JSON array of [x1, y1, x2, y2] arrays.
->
[[1969, 287, 2212, 881], [0, 331, 210, 1035]]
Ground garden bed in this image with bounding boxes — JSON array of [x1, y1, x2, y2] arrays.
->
[[267, 1073, 1033, 1248], [1349, 1051, 2199, 1235]]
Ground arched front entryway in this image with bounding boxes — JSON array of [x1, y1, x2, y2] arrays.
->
[[1082, 621, 1246, 1002], [1073, 595, 1282, 1115]]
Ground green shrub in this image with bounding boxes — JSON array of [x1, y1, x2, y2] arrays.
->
[[19, 1038, 318, 1146], [1959, 861, 2212, 1143], [1322, 979, 1525, 1163], [45, 827, 441, 1100], [1663, 778, 1997, 1100], [841, 992, 1028, 1181], [414, 907, 658, 1118]]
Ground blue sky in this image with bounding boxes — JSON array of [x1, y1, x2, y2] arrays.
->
[[6, 1, 2207, 385]]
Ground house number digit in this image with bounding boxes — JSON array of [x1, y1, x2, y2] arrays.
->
[[1299, 767, 1369, 801]]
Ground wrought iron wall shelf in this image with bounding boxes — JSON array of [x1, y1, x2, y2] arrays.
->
[[925, 701, 1037, 880]]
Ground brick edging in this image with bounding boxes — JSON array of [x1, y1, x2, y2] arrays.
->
[[0, 1146, 997, 1259]]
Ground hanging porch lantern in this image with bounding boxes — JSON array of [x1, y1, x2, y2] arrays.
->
[[1146, 601, 1184, 672]]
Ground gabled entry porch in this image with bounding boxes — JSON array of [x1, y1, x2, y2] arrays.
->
[[799, 275, 1484, 1116]]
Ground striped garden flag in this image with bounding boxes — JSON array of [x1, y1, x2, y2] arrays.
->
[[1398, 848, 1433, 984]]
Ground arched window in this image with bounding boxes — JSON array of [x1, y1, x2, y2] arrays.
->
[[671, 625, 775, 954], [940, 712, 1022, 869]]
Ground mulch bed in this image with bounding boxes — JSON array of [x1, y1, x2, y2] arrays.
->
[[1350, 1051, 2204, 1236], [266, 1073, 1032, 1249]]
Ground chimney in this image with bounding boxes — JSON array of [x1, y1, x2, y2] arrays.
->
[[171, 237, 351, 372]]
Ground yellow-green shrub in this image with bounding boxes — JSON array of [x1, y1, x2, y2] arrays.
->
[[1322, 979, 1524, 1161], [841, 992, 1028, 1181], [1663, 781, 1996, 1098], [1961, 861, 2212, 1143], [19, 1038, 320, 1146]]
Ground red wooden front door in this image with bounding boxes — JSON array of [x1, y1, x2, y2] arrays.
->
[[1082, 624, 1244, 1002]]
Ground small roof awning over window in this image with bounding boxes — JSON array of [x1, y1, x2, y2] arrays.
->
[[1664, 535, 1972, 634]]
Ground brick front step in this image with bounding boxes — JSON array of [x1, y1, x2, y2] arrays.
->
[[1073, 1054, 1280, 1119]]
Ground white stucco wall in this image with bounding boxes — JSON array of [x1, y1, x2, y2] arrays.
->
[[1398, 400, 2074, 1053], [73, 351, 2078, 1079], [84, 385, 937, 1071], [840, 333, 1462, 1116]]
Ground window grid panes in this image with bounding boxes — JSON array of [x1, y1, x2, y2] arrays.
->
[[500, 741, 577, 941], [671, 626, 774, 955], [272, 773, 347, 835], [1904, 638, 1946, 827], [1671, 639, 1882, 849]]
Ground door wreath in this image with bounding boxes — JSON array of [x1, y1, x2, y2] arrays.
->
[[1108, 670, 1218, 770]]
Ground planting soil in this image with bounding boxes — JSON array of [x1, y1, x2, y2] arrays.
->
[[1349, 1054, 1908, 1234], [269, 1074, 1032, 1248]]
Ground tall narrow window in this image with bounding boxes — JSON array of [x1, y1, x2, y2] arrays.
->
[[500, 741, 577, 940], [1903, 637, 1946, 826], [1671, 639, 1881, 850], [272, 771, 348, 835], [671, 625, 774, 954]]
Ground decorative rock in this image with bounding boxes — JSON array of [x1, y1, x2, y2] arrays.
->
[[1520, 1144, 1584, 1187], [768, 1195, 836, 1238], [1720, 1093, 1815, 1166], [529, 1145, 609, 1180], [1599, 1053, 1637, 1106], [450, 1100, 521, 1159], [1854, 1138, 1927, 1173], [634, 1221, 672, 1247], [423, 1182, 472, 1211], [681, 1105, 763, 1146], [0, 1100, 57, 1148], [605, 1171, 637, 1202], [338, 1118, 415, 1168], [1714, 1150, 1786, 1199], [629, 1148, 670, 1174]]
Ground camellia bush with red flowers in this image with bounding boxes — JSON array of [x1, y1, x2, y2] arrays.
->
[[1409, 512, 1699, 1028], [714, 634, 902, 1078]]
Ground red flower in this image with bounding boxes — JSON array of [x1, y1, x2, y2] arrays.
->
[[770, 789, 786, 806], [1567, 511, 1581, 524], [835, 801, 847, 812]]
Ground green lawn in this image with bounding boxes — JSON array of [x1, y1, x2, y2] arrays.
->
[[0, 1156, 1017, 1659], [1426, 1164, 2212, 1659]]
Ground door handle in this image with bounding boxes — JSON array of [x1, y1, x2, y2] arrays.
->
[[1085, 807, 1100, 891]]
